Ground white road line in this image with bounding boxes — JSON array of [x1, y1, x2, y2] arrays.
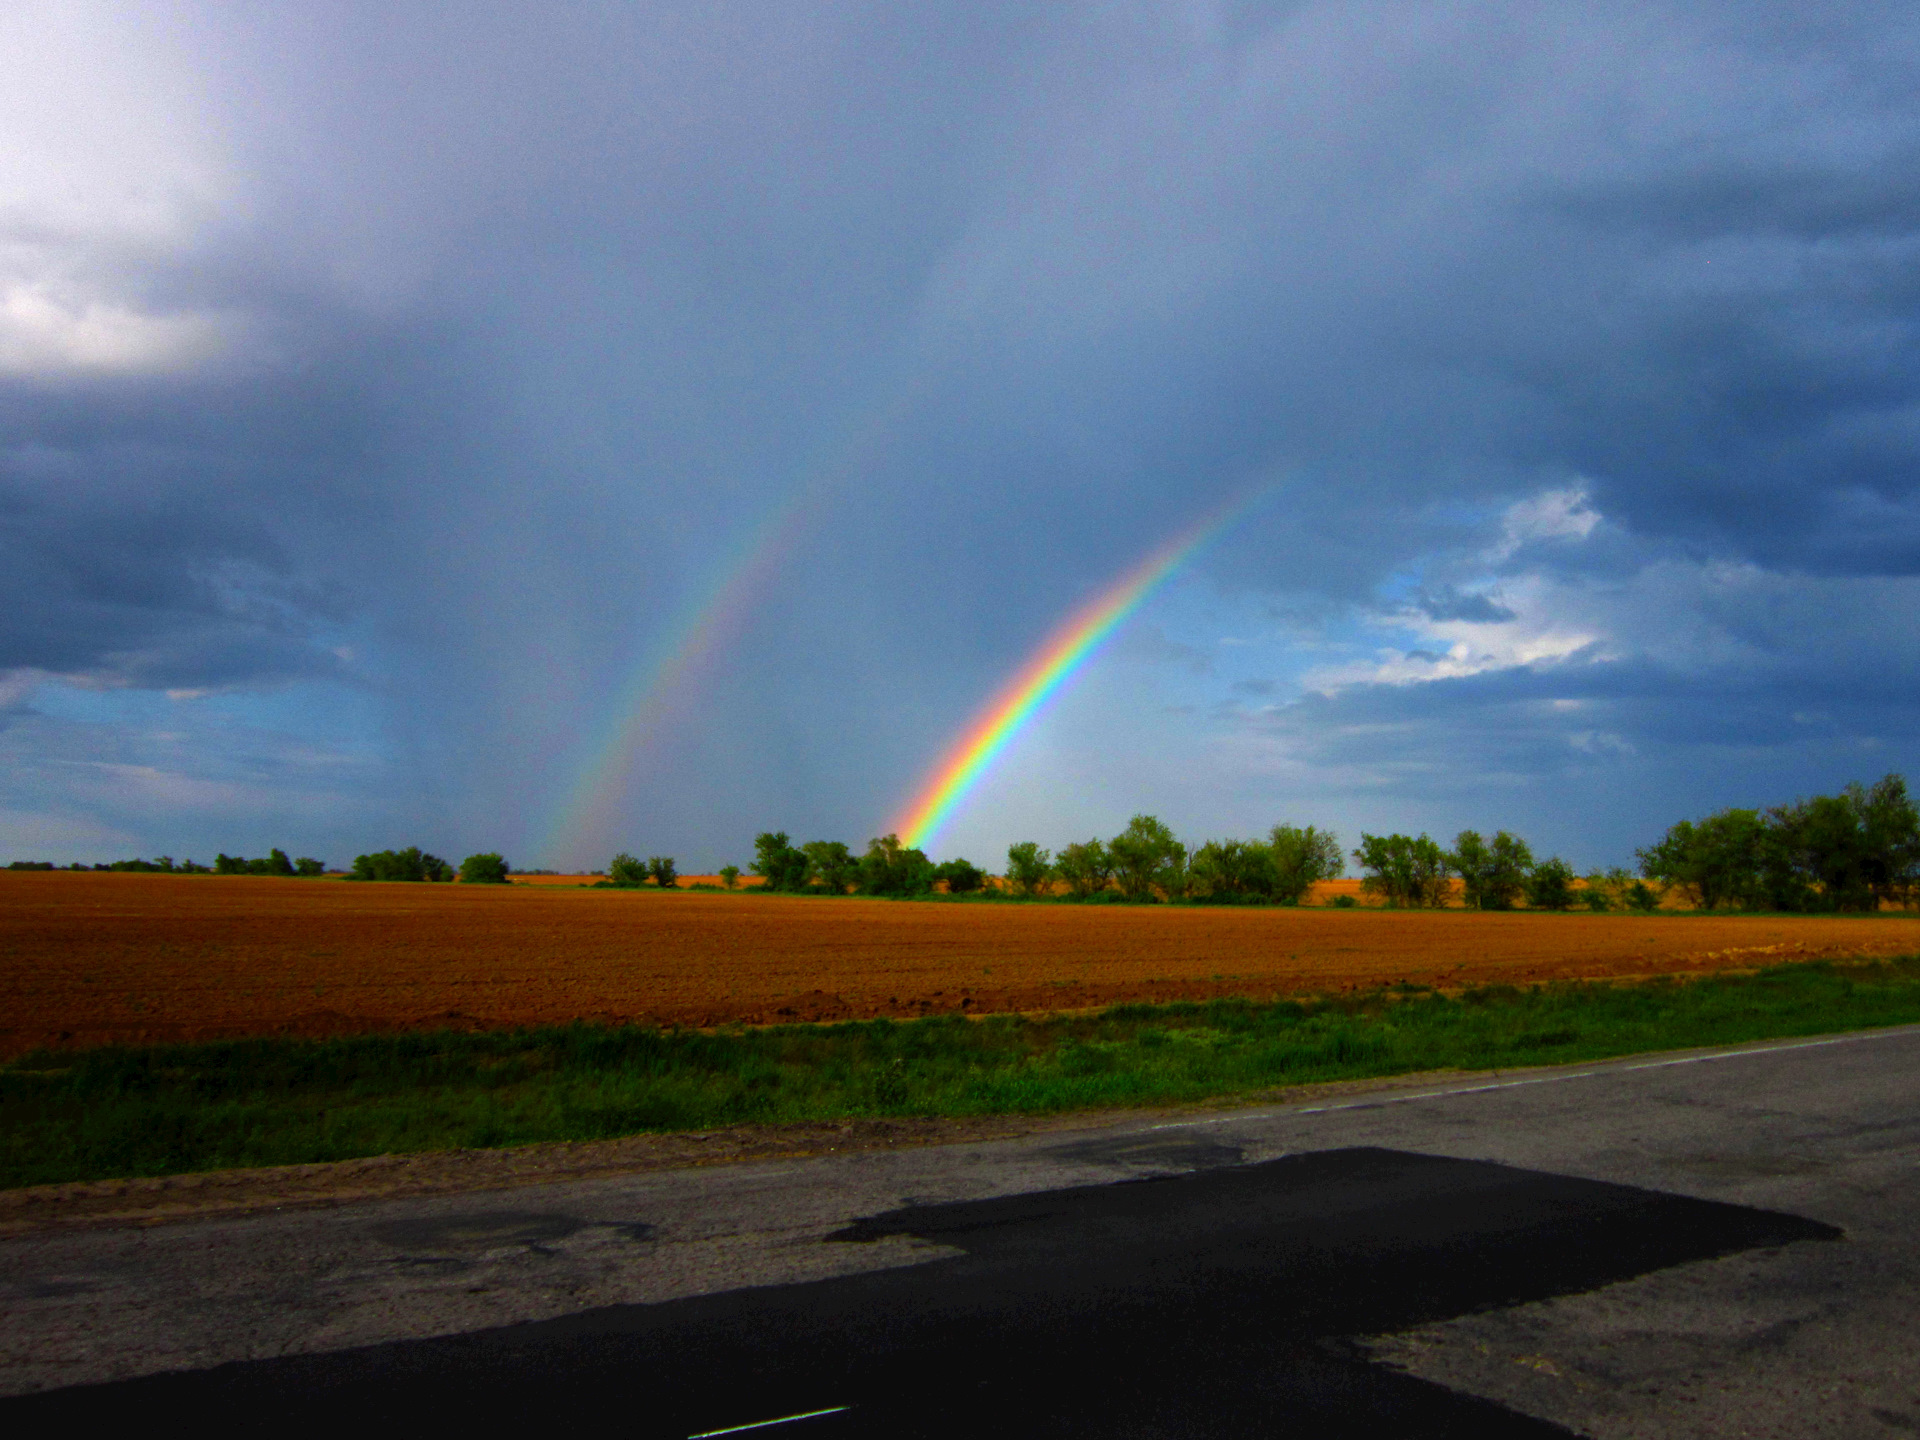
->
[[688, 1406, 851, 1436], [1142, 1023, 1920, 1132]]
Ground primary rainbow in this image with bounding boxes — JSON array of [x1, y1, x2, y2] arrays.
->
[[896, 491, 1266, 851]]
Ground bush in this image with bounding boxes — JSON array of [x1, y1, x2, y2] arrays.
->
[[934, 858, 986, 894], [607, 853, 648, 888], [1353, 833, 1452, 907], [1525, 857, 1577, 911], [858, 833, 934, 897], [459, 853, 512, 884], [646, 856, 678, 890], [1331, 893, 1357, 908], [1626, 880, 1662, 913], [1005, 842, 1053, 898], [294, 857, 326, 877]]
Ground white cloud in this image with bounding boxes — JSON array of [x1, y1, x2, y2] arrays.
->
[[0, 4, 242, 377], [1488, 485, 1601, 561], [0, 277, 235, 377]]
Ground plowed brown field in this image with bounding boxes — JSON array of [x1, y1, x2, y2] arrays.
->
[[5, 871, 1918, 1056]]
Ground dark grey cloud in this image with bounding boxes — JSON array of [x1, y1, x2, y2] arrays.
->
[[7, 1, 1920, 865]]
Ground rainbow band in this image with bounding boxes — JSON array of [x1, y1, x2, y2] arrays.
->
[[896, 491, 1266, 851]]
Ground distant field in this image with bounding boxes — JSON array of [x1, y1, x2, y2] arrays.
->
[[5, 871, 1920, 1056]]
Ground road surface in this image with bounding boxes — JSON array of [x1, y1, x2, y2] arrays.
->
[[4, 1025, 1917, 1435]]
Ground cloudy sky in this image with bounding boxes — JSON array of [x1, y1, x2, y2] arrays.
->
[[5, 1, 1920, 872]]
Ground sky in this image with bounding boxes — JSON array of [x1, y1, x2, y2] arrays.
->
[[5, 1, 1920, 873]]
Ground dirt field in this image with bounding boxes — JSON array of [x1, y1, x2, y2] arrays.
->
[[4, 871, 1918, 1057]]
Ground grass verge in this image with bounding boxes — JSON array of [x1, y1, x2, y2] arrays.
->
[[6, 956, 1919, 1190]]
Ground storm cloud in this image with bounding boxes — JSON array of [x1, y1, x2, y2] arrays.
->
[[5, 1, 1920, 869]]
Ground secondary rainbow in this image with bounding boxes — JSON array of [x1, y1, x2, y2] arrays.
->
[[896, 491, 1266, 851], [539, 372, 929, 867]]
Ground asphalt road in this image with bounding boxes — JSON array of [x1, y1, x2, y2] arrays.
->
[[4, 1025, 1917, 1436]]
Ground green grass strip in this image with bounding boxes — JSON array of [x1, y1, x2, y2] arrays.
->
[[6, 955, 1920, 1190]]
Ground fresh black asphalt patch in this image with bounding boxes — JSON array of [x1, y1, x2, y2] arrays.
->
[[2, 1146, 1838, 1437]]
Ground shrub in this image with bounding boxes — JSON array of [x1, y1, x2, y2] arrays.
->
[[1626, 880, 1662, 913], [294, 857, 326, 877], [459, 853, 512, 884], [607, 852, 648, 887], [1524, 857, 1577, 911], [1004, 842, 1053, 899], [934, 858, 986, 894], [1331, 893, 1357, 908], [646, 856, 679, 890]]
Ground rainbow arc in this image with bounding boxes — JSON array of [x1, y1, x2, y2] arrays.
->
[[895, 491, 1267, 851]]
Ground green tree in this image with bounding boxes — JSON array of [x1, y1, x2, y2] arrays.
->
[[1108, 814, 1184, 900], [1004, 842, 1054, 899], [858, 833, 934, 896], [802, 840, 858, 894], [718, 864, 741, 890], [1580, 871, 1613, 912], [1448, 830, 1533, 910], [294, 857, 326, 877], [1054, 839, 1114, 898], [1352, 833, 1451, 907], [215, 853, 246, 875], [1766, 774, 1920, 911], [751, 832, 811, 892], [646, 856, 678, 889], [1637, 810, 1767, 909], [1524, 856, 1577, 911], [1188, 839, 1273, 902], [350, 847, 452, 882], [1626, 879, 1663, 912], [607, 852, 647, 887], [934, 857, 986, 894], [459, 852, 512, 884], [1267, 824, 1344, 904]]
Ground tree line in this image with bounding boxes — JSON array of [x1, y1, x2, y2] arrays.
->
[[648, 772, 1920, 912], [10, 773, 1914, 910]]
